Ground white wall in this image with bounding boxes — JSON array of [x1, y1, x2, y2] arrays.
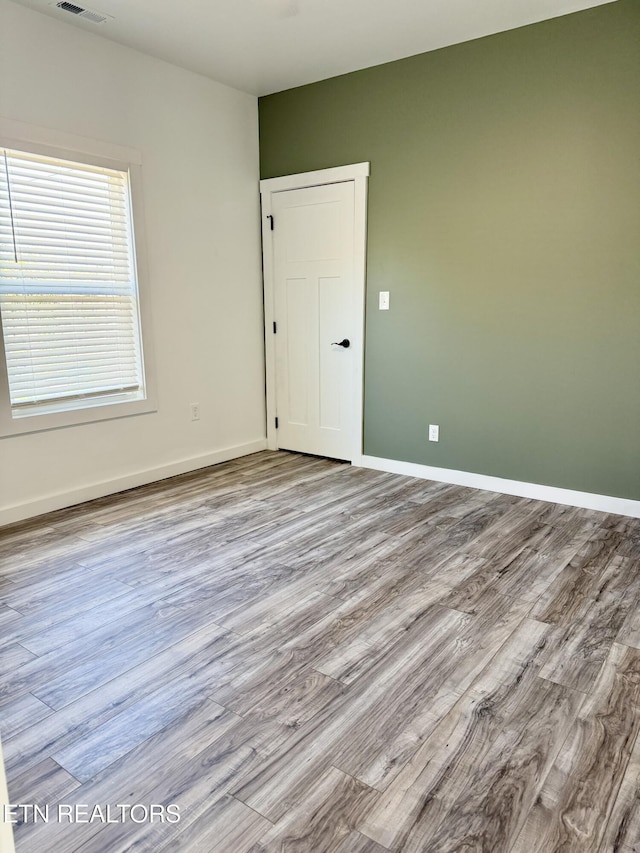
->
[[0, 0, 266, 524]]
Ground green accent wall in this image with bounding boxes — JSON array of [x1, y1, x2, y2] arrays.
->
[[259, 1, 640, 500]]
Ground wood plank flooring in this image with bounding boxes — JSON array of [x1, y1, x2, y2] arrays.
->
[[1, 450, 640, 852]]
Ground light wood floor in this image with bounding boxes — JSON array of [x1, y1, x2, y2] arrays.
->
[[1, 451, 640, 852]]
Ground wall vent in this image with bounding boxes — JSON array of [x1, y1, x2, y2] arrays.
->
[[53, 1, 111, 24]]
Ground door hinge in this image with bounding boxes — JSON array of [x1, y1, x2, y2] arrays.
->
[[273, 321, 277, 334], [267, 215, 274, 231], [275, 417, 279, 429]]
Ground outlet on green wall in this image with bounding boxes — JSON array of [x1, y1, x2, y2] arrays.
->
[[259, 0, 640, 500]]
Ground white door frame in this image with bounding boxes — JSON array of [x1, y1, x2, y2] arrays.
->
[[260, 162, 369, 464]]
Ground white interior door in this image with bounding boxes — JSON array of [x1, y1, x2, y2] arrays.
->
[[271, 181, 357, 461]]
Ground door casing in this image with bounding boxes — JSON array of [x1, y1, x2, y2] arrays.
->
[[260, 163, 369, 464]]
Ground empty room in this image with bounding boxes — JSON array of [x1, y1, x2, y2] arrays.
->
[[0, 0, 639, 850]]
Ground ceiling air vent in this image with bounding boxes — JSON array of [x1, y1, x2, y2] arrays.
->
[[54, 1, 111, 24], [76, 9, 108, 23], [57, 1, 83, 12]]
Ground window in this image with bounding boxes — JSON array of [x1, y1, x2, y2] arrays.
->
[[0, 139, 154, 436]]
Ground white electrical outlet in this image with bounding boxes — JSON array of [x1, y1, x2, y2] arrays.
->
[[379, 291, 390, 310], [429, 424, 439, 442], [190, 403, 200, 421]]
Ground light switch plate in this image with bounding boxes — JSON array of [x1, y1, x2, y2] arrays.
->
[[379, 291, 390, 310]]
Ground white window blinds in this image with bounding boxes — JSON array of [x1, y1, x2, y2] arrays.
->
[[0, 147, 145, 414]]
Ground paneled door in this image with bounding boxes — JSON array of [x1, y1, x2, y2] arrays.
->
[[270, 180, 357, 460]]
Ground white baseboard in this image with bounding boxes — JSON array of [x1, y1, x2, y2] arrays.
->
[[357, 455, 640, 519], [0, 438, 268, 526]]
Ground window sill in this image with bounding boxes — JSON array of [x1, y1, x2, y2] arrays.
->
[[0, 394, 157, 438]]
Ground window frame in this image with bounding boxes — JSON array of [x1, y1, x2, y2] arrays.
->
[[0, 119, 157, 437]]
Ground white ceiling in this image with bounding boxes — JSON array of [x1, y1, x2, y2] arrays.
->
[[9, 0, 617, 96]]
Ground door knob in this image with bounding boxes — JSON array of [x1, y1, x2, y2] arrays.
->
[[331, 339, 350, 348]]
